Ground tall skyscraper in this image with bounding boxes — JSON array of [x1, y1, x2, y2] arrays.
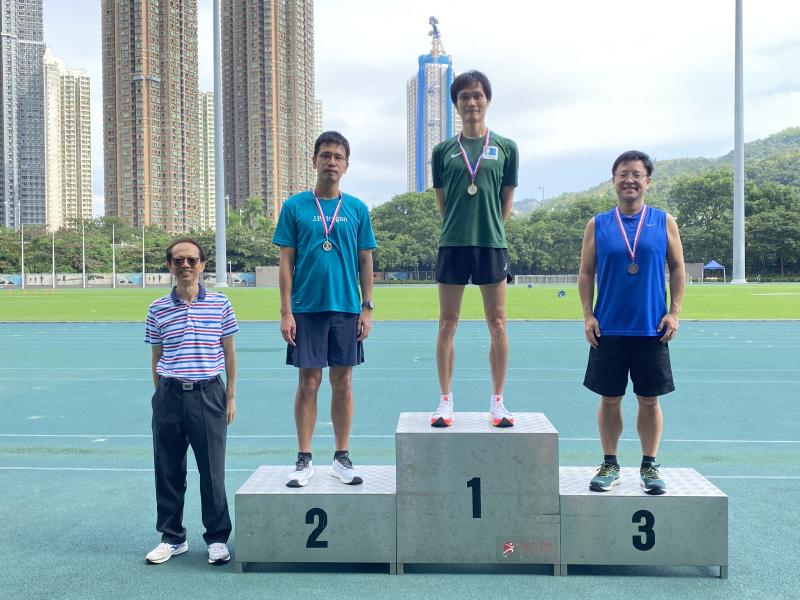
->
[[197, 91, 215, 231], [407, 17, 458, 193], [44, 49, 92, 231], [0, 0, 46, 229], [221, 0, 317, 220], [101, 0, 199, 232]]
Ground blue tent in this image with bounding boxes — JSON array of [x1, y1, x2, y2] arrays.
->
[[702, 260, 726, 283]]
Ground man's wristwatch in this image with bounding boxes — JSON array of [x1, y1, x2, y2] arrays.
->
[[361, 300, 374, 310]]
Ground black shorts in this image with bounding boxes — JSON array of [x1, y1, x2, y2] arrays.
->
[[435, 246, 509, 285], [583, 336, 675, 398], [286, 311, 364, 368]]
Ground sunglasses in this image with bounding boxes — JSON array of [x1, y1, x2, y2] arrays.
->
[[170, 257, 201, 266]]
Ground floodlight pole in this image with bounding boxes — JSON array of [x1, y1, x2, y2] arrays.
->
[[51, 230, 55, 289], [213, 0, 228, 287], [731, 0, 746, 284]]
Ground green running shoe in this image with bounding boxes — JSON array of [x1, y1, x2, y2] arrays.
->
[[589, 462, 620, 492], [640, 463, 666, 495]]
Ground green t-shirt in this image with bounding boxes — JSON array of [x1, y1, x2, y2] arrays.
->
[[431, 131, 518, 248]]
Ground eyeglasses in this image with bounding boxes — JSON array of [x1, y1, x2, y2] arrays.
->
[[317, 151, 347, 163], [170, 257, 201, 266], [614, 172, 648, 181]]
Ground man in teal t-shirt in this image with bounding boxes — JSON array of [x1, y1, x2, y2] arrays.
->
[[273, 131, 377, 488], [430, 70, 519, 429]]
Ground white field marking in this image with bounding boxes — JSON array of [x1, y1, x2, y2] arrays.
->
[[91, 438, 108, 443], [0, 433, 395, 439], [750, 293, 800, 296], [1, 377, 798, 383], [3, 366, 800, 373], [27, 415, 42, 420], [708, 476, 800, 480], [0, 466, 797, 480], [0, 434, 796, 443]]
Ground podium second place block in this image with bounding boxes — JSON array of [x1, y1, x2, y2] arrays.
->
[[235, 465, 397, 570], [396, 412, 560, 565]]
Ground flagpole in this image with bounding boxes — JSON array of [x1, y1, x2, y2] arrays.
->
[[82, 222, 86, 289], [141, 224, 146, 289], [112, 223, 116, 289], [20, 221, 25, 290]]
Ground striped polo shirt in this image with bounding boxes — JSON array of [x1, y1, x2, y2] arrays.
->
[[145, 286, 239, 381]]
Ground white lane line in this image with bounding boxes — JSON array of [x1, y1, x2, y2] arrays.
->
[[0, 466, 797, 480], [0, 434, 798, 443], [0, 378, 798, 384]]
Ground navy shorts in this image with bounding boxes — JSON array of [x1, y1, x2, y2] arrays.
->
[[286, 311, 364, 368], [583, 336, 675, 398], [435, 246, 509, 285]]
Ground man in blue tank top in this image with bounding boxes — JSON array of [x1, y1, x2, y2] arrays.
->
[[578, 150, 685, 495]]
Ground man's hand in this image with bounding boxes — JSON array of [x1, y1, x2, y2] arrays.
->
[[226, 394, 236, 425], [584, 316, 601, 348], [658, 312, 679, 343], [357, 310, 372, 341], [280, 312, 296, 346]]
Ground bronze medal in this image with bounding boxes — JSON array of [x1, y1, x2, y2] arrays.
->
[[322, 240, 333, 252], [627, 262, 639, 275]]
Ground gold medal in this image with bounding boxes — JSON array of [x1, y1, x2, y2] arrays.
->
[[467, 183, 478, 195]]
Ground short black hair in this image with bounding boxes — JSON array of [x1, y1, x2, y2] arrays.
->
[[314, 131, 350, 160], [450, 70, 492, 104], [165, 238, 206, 263], [612, 150, 654, 176]]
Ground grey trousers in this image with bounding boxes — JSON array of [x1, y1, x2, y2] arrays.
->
[[151, 376, 231, 545]]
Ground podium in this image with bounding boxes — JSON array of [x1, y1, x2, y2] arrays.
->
[[234, 413, 728, 577], [395, 412, 560, 572], [559, 467, 728, 577], [235, 465, 397, 572]]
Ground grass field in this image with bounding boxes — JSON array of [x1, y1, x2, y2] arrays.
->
[[1, 283, 799, 321]]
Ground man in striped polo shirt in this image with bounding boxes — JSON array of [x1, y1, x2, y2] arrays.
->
[[144, 238, 239, 566]]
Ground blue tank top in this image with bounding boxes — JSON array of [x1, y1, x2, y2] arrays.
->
[[593, 206, 667, 336]]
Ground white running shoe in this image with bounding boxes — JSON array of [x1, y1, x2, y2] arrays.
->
[[430, 394, 454, 427], [331, 452, 363, 485], [207, 542, 231, 565], [145, 540, 188, 564], [286, 455, 314, 487], [490, 395, 514, 427]]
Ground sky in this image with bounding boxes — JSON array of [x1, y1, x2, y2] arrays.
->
[[43, 1, 800, 215]]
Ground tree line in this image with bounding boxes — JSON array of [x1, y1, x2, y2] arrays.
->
[[1, 170, 798, 277]]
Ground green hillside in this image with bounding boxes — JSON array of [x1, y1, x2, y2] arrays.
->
[[527, 127, 800, 212]]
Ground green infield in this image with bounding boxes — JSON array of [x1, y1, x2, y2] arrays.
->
[[2, 283, 799, 321]]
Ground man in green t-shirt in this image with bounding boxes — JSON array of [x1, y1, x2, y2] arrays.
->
[[430, 70, 519, 428]]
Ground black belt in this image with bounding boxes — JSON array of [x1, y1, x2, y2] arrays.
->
[[162, 375, 221, 391]]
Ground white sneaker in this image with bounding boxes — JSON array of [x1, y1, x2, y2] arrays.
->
[[208, 542, 231, 565], [490, 395, 514, 427], [145, 540, 188, 564], [286, 455, 314, 487], [430, 394, 454, 427], [331, 452, 363, 485]]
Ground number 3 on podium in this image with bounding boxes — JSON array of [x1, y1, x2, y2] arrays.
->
[[632, 509, 655, 551]]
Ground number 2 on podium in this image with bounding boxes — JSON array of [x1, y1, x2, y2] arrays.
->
[[467, 477, 481, 518]]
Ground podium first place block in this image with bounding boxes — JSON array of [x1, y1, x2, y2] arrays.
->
[[559, 467, 728, 577], [235, 465, 397, 571], [396, 412, 561, 567]]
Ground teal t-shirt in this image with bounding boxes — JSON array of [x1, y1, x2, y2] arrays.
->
[[272, 190, 377, 314], [431, 131, 518, 248]]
